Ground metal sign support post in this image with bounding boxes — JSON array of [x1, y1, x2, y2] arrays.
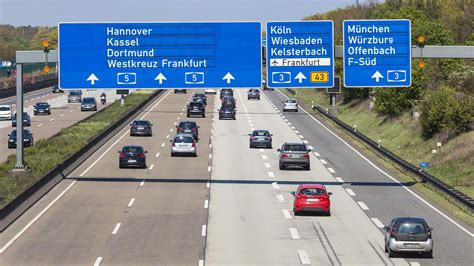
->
[[13, 63, 25, 171]]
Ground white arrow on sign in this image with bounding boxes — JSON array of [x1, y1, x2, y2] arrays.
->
[[223, 72, 235, 84], [371, 71, 384, 82], [155, 73, 167, 84], [295, 72, 307, 83], [86, 73, 99, 85]]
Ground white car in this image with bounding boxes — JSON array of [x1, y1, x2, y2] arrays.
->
[[170, 133, 197, 157], [0, 105, 12, 120], [283, 99, 298, 112], [205, 88, 217, 94]]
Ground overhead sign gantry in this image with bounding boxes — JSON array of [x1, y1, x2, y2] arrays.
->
[[59, 22, 262, 89]]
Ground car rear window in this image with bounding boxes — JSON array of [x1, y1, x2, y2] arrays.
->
[[252, 131, 269, 136], [283, 145, 307, 151], [122, 146, 143, 153], [133, 121, 149, 126], [0, 106, 10, 111], [69, 92, 80, 96], [397, 222, 427, 234], [300, 188, 325, 196], [286, 99, 297, 103], [179, 122, 196, 129], [174, 136, 194, 143], [189, 103, 203, 108]]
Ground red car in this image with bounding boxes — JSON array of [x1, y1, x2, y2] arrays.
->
[[292, 184, 332, 216]]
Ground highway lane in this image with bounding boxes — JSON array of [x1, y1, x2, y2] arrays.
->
[[0, 86, 56, 106], [0, 89, 212, 265], [206, 89, 407, 265], [265, 89, 474, 265], [0, 89, 121, 163]]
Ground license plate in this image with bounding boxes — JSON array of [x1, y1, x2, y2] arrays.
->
[[137, 127, 144, 130], [291, 154, 301, 158], [403, 243, 420, 248], [184, 130, 191, 133], [128, 160, 137, 163], [307, 199, 319, 202]]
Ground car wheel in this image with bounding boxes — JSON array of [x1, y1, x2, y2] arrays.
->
[[202, 114, 206, 118], [305, 164, 310, 171], [219, 117, 222, 120], [233, 117, 236, 120], [171, 153, 175, 157], [425, 250, 433, 258], [268, 145, 272, 149], [250, 144, 253, 148], [34, 112, 37, 115], [387, 248, 397, 258], [325, 210, 331, 216], [279, 162, 285, 170], [119, 164, 123, 169], [187, 114, 190, 117], [257, 97, 260, 100], [283, 109, 286, 112]]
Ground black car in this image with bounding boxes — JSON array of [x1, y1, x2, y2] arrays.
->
[[384, 217, 434, 258], [176, 120, 199, 141], [221, 96, 236, 108], [192, 93, 207, 105], [51, 85, 63, 93], [81, 97, 97, 111], [187, 102, 205, 118], [130, 120, 153, 136], [118, 145, 147, 168], [8, 129, 34, 149], [247, 89, 260, 100], [220, 89, 234, 99], [174, 89, 187, 94], [218, 106, 236, 120], [33, 102, 51, 115], [12, 112, 31, 127]]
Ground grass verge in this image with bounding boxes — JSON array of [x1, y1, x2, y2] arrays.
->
[[281, 89, 474, 227], [0, 90, 155, 208]]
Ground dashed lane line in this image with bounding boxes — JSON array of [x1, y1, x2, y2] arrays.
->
[[94, 257, 103, 266], [297, 250, 311, 265], [282, 209, 292, 219], [357, 201, 370, 210], [370, 218, 385, 228], [264, 163, 271, 168], [204, 200, 209, 209], [268, 171, 275, 178], [335, 177, 344, 183], [277, 195, 285, 202], [201, 225, 207, 236], [345, 188, 356, 196], [290, 228, 301, 240], [111, 223, 121, 235], [327, 167, 335, 174], [272, 182, 280, 190], [320, 159, 327, 165]]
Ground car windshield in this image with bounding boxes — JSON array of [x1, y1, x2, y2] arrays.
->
[[83, 98, 95, 103], [13, 112, 28, 118], [174, 136, 194, 143], [397, 222, 427, 234], [194, 94, 205, 98], [0, 106, 10, 111], [179, 122, 196, 129], [36, 103, 49, 107], [283, 145, 307, 152], [133, 121, 149, 126], [252, 131, 269, 136], [300, 188, 325, 196], [122, 146, 143, 153], [10, 130, 30, 136], [286, 100, 297, 103]]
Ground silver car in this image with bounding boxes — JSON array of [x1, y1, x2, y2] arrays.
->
[[384, 217, 434, 258], [170, 133, 197, 157], [68, 90, 82, 103], [283, 98, 298, 112], [80, 97, 97, 111], [278, 143, 311, 170]]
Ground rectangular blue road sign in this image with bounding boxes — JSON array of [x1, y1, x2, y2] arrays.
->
[[59, 22, 262, 89], [343, 19, 411, 87], [266, 21, 334, 88]]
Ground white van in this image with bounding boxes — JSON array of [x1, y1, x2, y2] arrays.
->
[[0, 105, 12, 120]]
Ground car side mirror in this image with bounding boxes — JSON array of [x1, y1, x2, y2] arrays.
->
[[290, 191, 296, 196], [8, 134, 10, 136], [270, 134, 273, 136], [151, 124, 154, 126], [277, 148, 281, 152], [129, 123, 132, 126], [169, 139, 172, 142], [248, 134, 251, 136], [145, 151, 148, 153], [176, 125, 178, 128], [328, 192, 333, 196], [383, 226, 389, 231], [218, 109, 220, 111], [428, 227, 433, 231], [307, 149, 312, 152], [117, 151, 121, 153], [198, 126, 200, 128]]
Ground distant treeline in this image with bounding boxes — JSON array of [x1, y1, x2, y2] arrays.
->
[[0, 25, 57, 61]]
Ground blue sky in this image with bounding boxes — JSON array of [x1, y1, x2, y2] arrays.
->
[[0, 0, 364, 26]]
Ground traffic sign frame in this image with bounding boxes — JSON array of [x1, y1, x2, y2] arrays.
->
[[342, 19, 412, 88]]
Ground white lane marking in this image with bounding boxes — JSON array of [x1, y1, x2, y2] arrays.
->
[[281, 115, 286, 119], [345, 188, 356, 196], [314, 152, 321, 157], [49, 118, 55, 121], [177, 117, 180, 120], [295, 130, 299, 134], [37, 124, 43, 127], [209, 154, 212, 159], [259, 149, 264, 153], [320, 159, 327, 165], [166, 135, 169, 139], [139, 180, 145, 187], [198, 260, 204, 266], [209, 143, 212, 148], [277, 195, 285, 203], [94, 257, 103, 266], [249, 123, 254, 127], [357, 201, 370, 210], [298, 134, 304, 139], [60, 114, 64, 117], [169, 128, 173, 132], [371, 218, 385, 228], [268, 171, 275, 178], [291, 126, 296, 129], [112, 223, 122, 235], [288, 122, 292, 126], [282, 209, 292, 219], [308, 146, 314, 150], [261, 155, 268, 160], [303, 140, 308, 144], [206, 181, 210, 188], [327, 167, 335, 173], [297, 250, 311, 265], [69, 110, 74, 112], [155, 152, 160, 158], [284, 119, 289, 122], [276, 89, 474, 237], [149, 164, 154, 170], [264, 163, 271, 168], [208, 166, 212, 172], [290, 228, 301, 240], [335, 177, 344, 183], [161, 143, 165, 147], [201, 225, 207, 236], [180, 112, 183, 115], [36, 96, 40, 99], [250, 128, 255, 131], [174, 122, 177, 125], [410, 262, 421, 266], [128, 198, 135, 208], [204, 200, 209, 209], [0, 180, 77, 254], [272, 182, 280, 190]]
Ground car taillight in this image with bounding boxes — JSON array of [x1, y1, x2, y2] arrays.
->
[[251, 136, 258, 140], [139, 153, 145, 158], [391, 227, 397, 237], [178, 128, 183, 132], [119, 153, 125, 158], [192, 142, 196, 147], [267, 137, 272, 140], [302, 154, 310, 158], [172, 142, 176, 147], [192, 128, 197, 132], [281, 154, 289, 158]]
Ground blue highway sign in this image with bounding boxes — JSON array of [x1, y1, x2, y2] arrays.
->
[[343, 19, 411, 87], [59, 22, 262, 89], [266, 21, 334, 88]]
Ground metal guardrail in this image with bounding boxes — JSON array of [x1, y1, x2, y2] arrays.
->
[[0, 90, 164, 231], [309, 104, 474, 211]]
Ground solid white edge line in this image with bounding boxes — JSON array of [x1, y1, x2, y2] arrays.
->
[[201, 225, 207, 236], [128, 198, 135, 207], [0, 180, 77, 254], [371, 218, 385, 228], [198, 259, 204, 266], [204, 200, 209, 209], [290, 228, 301, 239], [357, 201, 370, 210], [297, 250, 311, 265], [94, 257, 103, 266], [112, 223, 121, 235], [276, 89, 474, 237], [345, 188, 356, 196], [282, 209, 292, 219], [277, 195, 285, 202]]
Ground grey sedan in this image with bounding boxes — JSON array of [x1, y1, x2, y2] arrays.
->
[[249, 130, 272, 148], [80, 97, 97, 111], [130, 120, 153, 136], [278, 143, 311, 170]]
